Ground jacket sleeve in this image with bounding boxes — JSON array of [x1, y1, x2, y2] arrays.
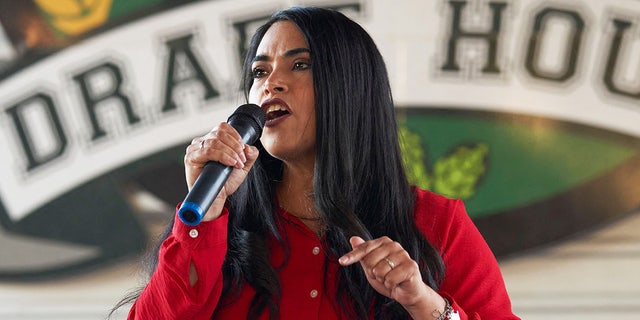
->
[[127, 208, 229, 320], [438, 199, 519, 320], [415, 191, 520, 320]]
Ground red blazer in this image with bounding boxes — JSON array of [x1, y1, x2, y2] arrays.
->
[[128, 188, 520, 319]]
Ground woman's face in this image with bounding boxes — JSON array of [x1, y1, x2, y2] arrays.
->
[[249, 21, 316, 167]]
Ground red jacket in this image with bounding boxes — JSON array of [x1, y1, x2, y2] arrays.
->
[[129, 189, 520, 319]]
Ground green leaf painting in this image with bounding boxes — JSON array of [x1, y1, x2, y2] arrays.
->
[[400, 125, 489, 200]]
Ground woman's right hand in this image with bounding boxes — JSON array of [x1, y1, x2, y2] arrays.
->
[[184, 122, 260, 221]]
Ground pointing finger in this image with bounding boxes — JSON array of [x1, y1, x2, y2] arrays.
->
[[339, 236, 387, 266]]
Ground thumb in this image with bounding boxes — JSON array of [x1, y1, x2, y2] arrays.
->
[[242, 145, 260, 169], [349, 236, 366, 249]]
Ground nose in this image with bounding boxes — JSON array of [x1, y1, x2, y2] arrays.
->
[[263, 69, 288, 95]]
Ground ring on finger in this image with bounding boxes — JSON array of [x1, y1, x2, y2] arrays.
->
[[384, 257, 395, 270], [199, 139, 205, 150]]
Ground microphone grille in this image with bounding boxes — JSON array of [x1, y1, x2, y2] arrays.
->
[[228, 103, 267, 135]]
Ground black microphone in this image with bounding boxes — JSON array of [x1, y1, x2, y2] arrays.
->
[[178, 103, 266, 226]]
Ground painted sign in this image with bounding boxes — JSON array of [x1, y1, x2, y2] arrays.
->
[[0, 0, 639, 279]]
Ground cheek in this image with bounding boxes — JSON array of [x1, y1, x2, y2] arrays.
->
[[302, 114, 317, 140], [248, 84, 260, 103]]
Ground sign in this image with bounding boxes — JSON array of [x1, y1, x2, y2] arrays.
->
[[1, 0, 639, 279]]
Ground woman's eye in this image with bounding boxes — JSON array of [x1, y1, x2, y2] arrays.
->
[[294, 61, 310, 70], [252, 67, 267, 78]]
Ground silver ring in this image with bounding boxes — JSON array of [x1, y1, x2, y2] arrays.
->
[[384, 257, 395, 270], [199, 140, 205, 150]]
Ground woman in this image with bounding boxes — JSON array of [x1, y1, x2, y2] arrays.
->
[[125, 6, 519, 320]]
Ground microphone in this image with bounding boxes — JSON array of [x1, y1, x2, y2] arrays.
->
[[178, 104, 266, 226]]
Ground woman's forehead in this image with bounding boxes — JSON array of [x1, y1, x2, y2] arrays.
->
[[256, 21, 308, 56]]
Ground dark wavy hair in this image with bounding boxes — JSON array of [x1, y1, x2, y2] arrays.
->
[[113, 6, 445, 320]]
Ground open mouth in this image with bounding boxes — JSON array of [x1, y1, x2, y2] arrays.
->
[[265, 104, 290, 121]]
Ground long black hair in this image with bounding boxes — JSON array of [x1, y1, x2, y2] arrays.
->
[[114, 6, 445, 320], [226, 6, 446, 319]]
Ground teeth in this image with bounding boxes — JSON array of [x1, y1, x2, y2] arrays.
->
[[266, 105, 286, 113]]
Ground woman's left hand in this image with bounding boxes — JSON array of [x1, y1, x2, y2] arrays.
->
[[338, 236, 446, 319]]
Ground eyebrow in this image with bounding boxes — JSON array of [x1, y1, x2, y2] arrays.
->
[[253, 47, 311, 63]]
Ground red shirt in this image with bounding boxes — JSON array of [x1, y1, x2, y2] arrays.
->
[[128, 189, 519, 319]]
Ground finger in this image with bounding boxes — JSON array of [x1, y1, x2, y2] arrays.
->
[[338, 236, 365, 266], [209, 123, 246, 163], [371, 257, 397, 282], [196, 125, 245, 168], [187, 139, 239, 169], [350, 235, 366, 248], [235, 145, 259, 175], [361, 242, 404, 282], [244, 145, 259, 165], [213, 145, 259, 201], [216, 122, 243, 141], [381, 257, 418, 290], [203, 138, 246, 168], [187, 137, 205, 154], [220, 125, 247, 163], [339, 236, 390, 266]]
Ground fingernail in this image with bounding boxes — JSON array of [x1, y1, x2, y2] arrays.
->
[[339, 256, 348, 265]]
